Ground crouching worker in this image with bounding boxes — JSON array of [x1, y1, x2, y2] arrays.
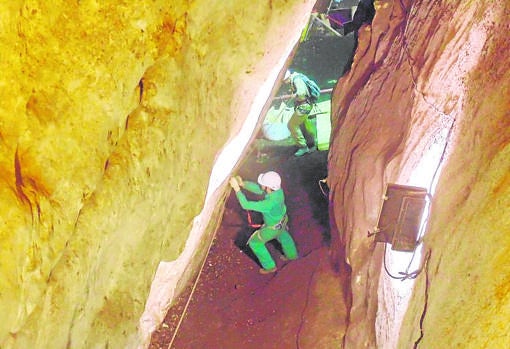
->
[[229, 171, 298, 274]]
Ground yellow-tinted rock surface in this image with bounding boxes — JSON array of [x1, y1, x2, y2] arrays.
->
[[0, 1, 314, 348], [2, 0, 509, 348]]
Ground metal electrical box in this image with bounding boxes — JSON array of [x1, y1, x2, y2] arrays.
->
[[374, 184, 429, 252]]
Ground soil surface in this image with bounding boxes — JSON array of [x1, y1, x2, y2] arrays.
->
[[149, 138, 348, 349], [149, 26, 357, 349]]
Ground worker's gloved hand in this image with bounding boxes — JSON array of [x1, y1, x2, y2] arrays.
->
[[229, 177, 240, 192], [235, 175, 244, 187]]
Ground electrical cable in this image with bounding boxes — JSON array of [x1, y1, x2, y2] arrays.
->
[[384, 102, 456, 282], [318, 178, 329, 198], [380, 0, 457, 279], [383, 243, 424, 281], [413, 249, 432, 349]]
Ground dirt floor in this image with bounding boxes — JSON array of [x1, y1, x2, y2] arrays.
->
[[149, 23, 358, 349], [149, 137, 348, 349]]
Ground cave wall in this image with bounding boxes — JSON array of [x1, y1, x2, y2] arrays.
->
[[0, 1, 315, 348], [328, 0, 509, 348]]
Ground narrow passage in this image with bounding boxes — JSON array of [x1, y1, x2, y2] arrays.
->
[[150, 141, 348, 349], [150, 9, 365, 346]]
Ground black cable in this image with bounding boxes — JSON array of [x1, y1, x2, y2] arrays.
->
[[383, 242, 427, 281], [318, 178, 329, 198], [413, 249, 432, 348]]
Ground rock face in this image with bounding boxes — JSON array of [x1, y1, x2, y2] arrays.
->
[[0, 1, 315, 348], [2, 0, 509, 348], [328, 0, 509, 348]]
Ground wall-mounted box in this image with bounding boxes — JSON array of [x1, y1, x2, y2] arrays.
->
[[374, 183, 429, 252]]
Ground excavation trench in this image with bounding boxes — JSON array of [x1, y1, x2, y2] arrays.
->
[[150, 19, 360, 349], [150, 142, 348, 349]]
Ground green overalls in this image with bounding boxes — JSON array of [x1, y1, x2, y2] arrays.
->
[[236, 181, 298, 270]]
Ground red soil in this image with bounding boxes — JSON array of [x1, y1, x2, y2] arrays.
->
[[150, 141, 346, 349]]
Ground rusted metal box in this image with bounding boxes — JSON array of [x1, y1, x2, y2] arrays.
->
[[374, 184, 429, 252]]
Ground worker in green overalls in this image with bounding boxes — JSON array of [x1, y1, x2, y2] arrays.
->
[[229, 171, 298, 274]]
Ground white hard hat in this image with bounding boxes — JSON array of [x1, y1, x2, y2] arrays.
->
[[258, 171, 282, 190], [283, 70, 291, 81]]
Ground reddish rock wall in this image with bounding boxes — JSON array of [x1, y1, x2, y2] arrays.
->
[[328, 0, 509, 347]]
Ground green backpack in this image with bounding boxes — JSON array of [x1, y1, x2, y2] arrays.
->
[[293, 73, 321, 103]]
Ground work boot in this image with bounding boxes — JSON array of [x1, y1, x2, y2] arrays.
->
[[294, 147, 310, 157], [259, 267, 277, 275]]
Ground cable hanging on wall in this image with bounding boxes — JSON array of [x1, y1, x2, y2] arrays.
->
[[368, 183, 431, 280], [369, 107, 456, 281], [367, 0, 458, 278]]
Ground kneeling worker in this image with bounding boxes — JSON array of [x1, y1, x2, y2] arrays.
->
[[229, 171, 298, 274]]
